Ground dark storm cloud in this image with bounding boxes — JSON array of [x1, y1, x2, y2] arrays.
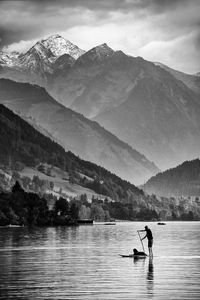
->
[[23, 0, 189, 11], [26, 0, 198, 14], [0, 22, 42, 46], [0, 0, 68, 47], [0, 0, 120, 47], [0, 0, 199, 47]]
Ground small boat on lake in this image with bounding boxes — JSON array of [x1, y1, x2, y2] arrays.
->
[[157, 222, 166, 225], [94, 221, 116, 225]]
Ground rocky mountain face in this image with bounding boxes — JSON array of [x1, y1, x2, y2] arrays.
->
[[144, 159, 200, 197], [1, 35, 200, 171], [0, 51, 20, 65], [76, 43, 115, 65], [0, 78, 159, 185]]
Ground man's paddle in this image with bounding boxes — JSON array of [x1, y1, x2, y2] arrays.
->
[[137, 230, 145, 253]]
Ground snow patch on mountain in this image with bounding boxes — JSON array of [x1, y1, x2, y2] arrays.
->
[[41, 34, 85, 59], [0, 51, 20, 66]]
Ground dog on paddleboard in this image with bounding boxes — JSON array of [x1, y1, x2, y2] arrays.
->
[[133, 248, 147, 256]]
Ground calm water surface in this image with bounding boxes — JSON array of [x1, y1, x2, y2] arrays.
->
[[0, 222, 199, 300]]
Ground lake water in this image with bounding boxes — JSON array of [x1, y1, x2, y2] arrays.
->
[[0, 222, 200, 300]]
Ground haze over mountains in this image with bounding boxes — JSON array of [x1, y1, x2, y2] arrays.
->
[[0, 78, 158, 185], [1, 34, 200, 172]]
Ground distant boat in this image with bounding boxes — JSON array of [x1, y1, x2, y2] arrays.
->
[[94, 221, 116, 225], [157, 222, 166, 225], [104, 222, 116, 225], [77, 219, 94, 225]]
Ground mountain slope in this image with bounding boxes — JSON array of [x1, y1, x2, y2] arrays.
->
[[144, 159, 200, 197], [94, 65, 200, 169], [154, 62, 200, 95], [0, 78, 159, 185]]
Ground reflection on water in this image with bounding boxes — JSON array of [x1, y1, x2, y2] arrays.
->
[[147, 258, 154, 281], [0, 222, 200, 299], [147, 258, 154, 297], [132, 256, 154, 298]]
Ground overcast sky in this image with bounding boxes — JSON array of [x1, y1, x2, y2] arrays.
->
[[0, 0, 199, 73]]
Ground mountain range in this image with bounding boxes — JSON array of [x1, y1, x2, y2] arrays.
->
[[1, 34, 200, 171], [0, 78, 158, 185], [1, 102, 200, 221]]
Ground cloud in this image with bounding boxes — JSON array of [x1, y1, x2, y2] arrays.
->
[[140, 31, 200, 73], [0, 0, 200, 73], [3, 39, 39, 53]]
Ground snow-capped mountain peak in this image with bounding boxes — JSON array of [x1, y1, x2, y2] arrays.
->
[[39, 35, 85, 59], [0, 34, 86, 82]]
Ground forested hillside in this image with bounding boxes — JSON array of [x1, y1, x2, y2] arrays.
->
[[144, 159, 200, 197]]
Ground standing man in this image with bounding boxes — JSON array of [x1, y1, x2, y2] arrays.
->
[[139, 225, 153, 257]]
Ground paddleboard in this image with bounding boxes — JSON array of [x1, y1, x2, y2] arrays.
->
[[119, 254, 147, 258]]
